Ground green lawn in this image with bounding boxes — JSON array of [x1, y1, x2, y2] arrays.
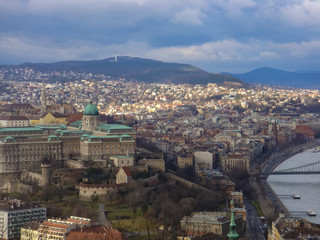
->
[[252, 201, 264, 216], [104, 204, 158, 236]]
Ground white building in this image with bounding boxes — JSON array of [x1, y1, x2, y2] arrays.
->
[[116, 167, 132, 184], [21, 216, 92, 240], [194, 151, 215, 169], [155, 141, 169, 153], [0, 116, 29, 127]]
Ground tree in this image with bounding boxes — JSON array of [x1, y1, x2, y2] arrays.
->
[[47, 206, 63, 218], [55, 185, 64, 202], [141, 201, 151, 240], [176, 166, 196, 182], [40, 187, 51, 203], [90, 194, 99, 207], [226, 167, 249, 191]]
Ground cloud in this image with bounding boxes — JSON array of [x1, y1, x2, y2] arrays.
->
[[279, 0, 320, 27], [213, 0, 256, 18], [0, 0, 320, 72], [283, 40, 320, 57], [0, 35, 152, 63], [145, 39, 320, 71], [258, 51, 278, 59], [147, 40, 253, 62], [1, 33, 320, 70], [171, 8, 205, 25]]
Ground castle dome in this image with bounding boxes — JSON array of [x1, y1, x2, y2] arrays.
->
[[83, 102, 99, 116]]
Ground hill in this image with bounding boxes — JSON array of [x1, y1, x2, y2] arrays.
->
[[0, 56, 247, 87], [224, 67, 320, 89]]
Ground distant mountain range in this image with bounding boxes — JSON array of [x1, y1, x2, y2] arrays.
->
[[224, 67, 320, 89], [2, 58, 319, 89], [0, 56, 247, 87]]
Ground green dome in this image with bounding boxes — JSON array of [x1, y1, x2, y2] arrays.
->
[[83, 102, 99, 115]]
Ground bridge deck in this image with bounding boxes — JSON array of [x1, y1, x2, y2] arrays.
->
[[262, 171, 320, 175]]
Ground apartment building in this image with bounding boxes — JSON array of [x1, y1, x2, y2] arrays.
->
[[0, 199, 46, 240], [21, 216, 91, 240]]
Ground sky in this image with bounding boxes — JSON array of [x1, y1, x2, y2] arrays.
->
[[0, 0, 320, 73]]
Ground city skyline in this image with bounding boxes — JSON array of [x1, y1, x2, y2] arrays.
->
[[1, 0, 320, 73]]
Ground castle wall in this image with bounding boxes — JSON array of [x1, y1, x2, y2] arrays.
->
[[132, 165, 148, 172], [139, 159, 165, 171], [79, 183, 118, 201], [51, 169, 84, 185], [138, 174, 159, 187], [1, 181, 32, 193], [110, 156, 134, 167], [65, 160, 84, 169], [21, 171, 42, 185]]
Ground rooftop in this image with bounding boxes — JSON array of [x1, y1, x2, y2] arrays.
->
[[0, 127, 42, 132], [181, 212, 241, 225], [0, 199, 45, 212], [66, 225, 123, 240]]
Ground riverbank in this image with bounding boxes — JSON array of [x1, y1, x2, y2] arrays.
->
[[268, 149, 320, 224], [255, 139, 320, 220]]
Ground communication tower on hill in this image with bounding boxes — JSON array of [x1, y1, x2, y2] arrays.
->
[[110, 51, 118, 62], [114, 51, 118, 62]]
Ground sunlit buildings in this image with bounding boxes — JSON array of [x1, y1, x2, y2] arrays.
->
[[0, 100, 136, 192]]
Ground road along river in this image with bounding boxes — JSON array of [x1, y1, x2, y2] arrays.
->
[[268, 148, 320, 224]]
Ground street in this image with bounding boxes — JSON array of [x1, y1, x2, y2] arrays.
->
[[244, 199, 266, 240]]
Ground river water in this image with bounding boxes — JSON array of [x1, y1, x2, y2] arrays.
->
[[268, 148, 320, 224]]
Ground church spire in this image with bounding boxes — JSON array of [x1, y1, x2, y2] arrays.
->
[[40, 80, 47, 114], [227, 203, 239, 240]]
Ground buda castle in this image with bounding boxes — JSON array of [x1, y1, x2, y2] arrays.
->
[[0, 84, 136, 192]]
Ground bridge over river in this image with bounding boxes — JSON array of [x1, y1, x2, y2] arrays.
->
[[262, 160, 320, 175]]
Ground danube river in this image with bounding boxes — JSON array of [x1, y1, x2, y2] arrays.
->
[[268, 148, 320, 224]]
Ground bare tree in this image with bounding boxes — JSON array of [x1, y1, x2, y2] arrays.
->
[[90, 194, 99, 207]]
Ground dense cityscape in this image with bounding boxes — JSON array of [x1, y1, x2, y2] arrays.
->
[[1, 0, 320, 239], [0, 64, 319, 240]]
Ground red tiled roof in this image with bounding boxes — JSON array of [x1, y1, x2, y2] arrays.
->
[[66, 218, 90, 225], [1, 103, 35, 109], [42, 221, 71, 229], [52, 113, 68, 118], [294, 125, 315, 134], [66, 225, 123, 240], [0, 115, 29, 120], [122, 166, 131, 176], [67, 113, 83, 123]]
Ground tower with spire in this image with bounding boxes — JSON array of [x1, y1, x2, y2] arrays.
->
[[227, 200, 239, 240], [40, 80, 47, 114]]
